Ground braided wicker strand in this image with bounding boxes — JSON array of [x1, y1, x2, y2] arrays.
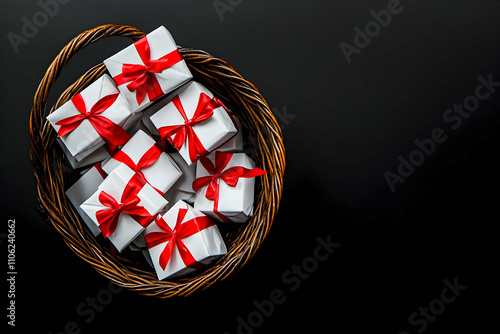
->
[[29, 24, 285, 297]]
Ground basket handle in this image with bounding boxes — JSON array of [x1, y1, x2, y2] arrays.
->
[[30, 24, 145, 167]]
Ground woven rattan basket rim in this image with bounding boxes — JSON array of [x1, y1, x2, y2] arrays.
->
[[29, 24, 285, 298]]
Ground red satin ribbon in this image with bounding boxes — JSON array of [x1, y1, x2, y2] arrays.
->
[[113, 36, 183, 105], [96, 174, 152, 238], [112, 144, 164, 194], [55, 93, 131, 148], [158, 93, 224, 163], [145, 208, 215, 270], [93, 162, 108, 179], [192, 152, 266, 222]]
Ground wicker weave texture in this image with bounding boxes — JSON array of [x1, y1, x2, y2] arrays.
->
[[29, 24, 285, 297]]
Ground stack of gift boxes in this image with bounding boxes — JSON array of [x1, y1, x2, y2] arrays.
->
[[47, 26, 266, 280]]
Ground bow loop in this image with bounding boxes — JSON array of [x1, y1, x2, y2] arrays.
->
[[145, 208, 215, 270], [95, 175, 153, 238], [112, 144, 164, 194], [192, 152, 267, 222], [55, 92, 130, 147], [113, 36, 183, 105], [158, 93, 224, 163]]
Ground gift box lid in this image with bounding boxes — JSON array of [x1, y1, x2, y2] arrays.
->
[[150, 81, 238, 165], [65, 165, 107, 236], [102, 130, 183, 194], [193, 152, 263, 222], [46, 74, 133, 161], [103, 26, 193, 111], [145, 200, 226, 279], [80, 164, 168, 252], [97, 164, 168, 213]]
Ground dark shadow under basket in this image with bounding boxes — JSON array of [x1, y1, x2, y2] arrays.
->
[[29, 24, 285, 297]]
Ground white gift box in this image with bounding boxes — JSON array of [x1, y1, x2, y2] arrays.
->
[[46, 75, 134, 162], [104, 26, 193, 113], [66, 165, 107, 236], [210, 112, 243, 153], [145, 200, 226, 280], [194, 153, 263, 223], [58, 113, 142, 170], [164, 191, 196, 212], [163, 152, 197, 210], [141, 83, 191, 140], [150, 81, 238, 165], [57, 138, 111, 169], [81, 164, 168, 252], [126, 114, 152, 137], [141, 104, 162, 139], [123, 111, 144, 134], [102, 130, 182, 194], [167, 152, 196, 193], [131, 232, 148, 248]]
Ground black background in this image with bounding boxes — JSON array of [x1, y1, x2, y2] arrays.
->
[[2, 0, 500, 333]]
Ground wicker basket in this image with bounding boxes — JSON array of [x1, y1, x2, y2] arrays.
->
[[29, 24, 285, 297]]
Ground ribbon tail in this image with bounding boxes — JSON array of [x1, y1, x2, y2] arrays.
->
[[146, 75, 164, 102], [90, 116, 131, 146], [159, 239, 176, 270], [186, 128, 208, 164], [176, 239, 203, 269]]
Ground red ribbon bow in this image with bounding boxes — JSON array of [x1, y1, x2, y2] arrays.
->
[[145, 208, 215, 270], [96, 175, 152, 238], [112, 144, 164, 194], [192, 152, 267, 222], [158, 93, 224, 163], [113, 36, 183, 105], [55, 93, 131, 149]]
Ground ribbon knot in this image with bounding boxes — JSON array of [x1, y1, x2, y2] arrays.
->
[[55, 93, 131, 149], [145, 208, 215, 270], [96, 175, 153, 238], [113, 36, 183, 105], [112, 144, 164, 194], [193, 152, 266, 222], [158, 93, 224, 163]]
